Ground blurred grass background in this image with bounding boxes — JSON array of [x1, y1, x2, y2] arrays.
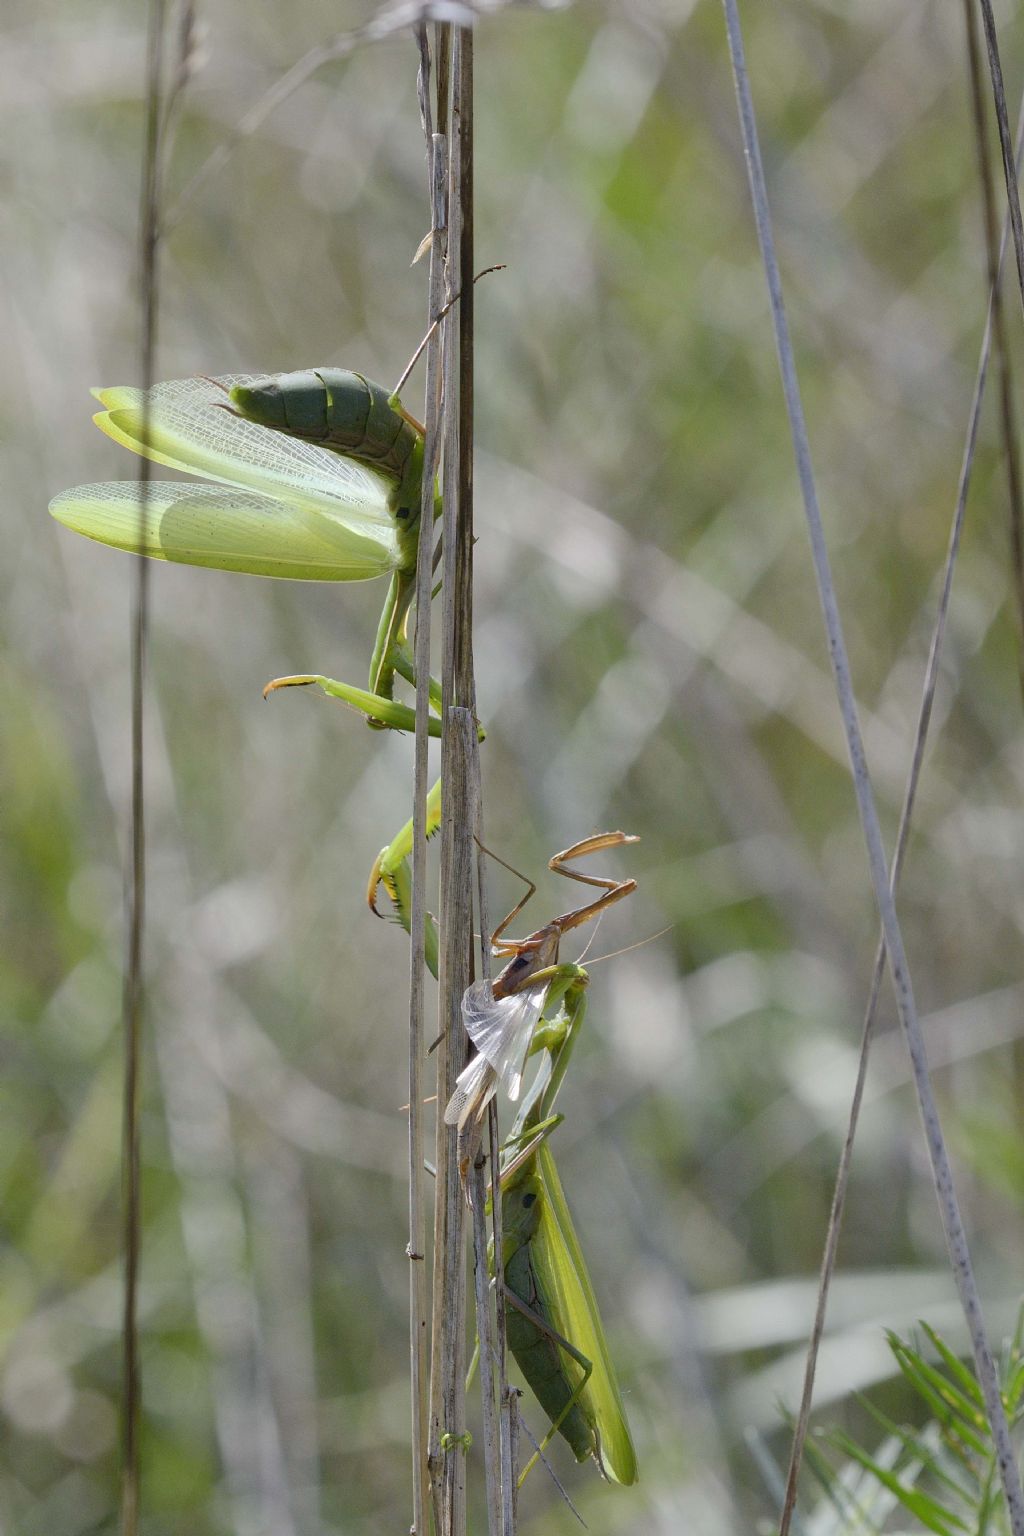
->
[[3, 0, 1024, 1531]]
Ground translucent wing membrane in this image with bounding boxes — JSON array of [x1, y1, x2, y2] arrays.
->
[[94, 377, 396, 526], [49, 482, 394, 580], [49, 375, 406, 580], [462, 979, 548, 1100], [443, 980, 550, 1130], [444, 1051, 497, 1132]]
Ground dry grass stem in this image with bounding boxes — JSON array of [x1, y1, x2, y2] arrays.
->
[[720, 1, 1024, 1529], [408, 99, 448, 1536]]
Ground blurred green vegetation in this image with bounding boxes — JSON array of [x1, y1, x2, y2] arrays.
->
[[806, 1313, 1024, 1535], [4, 0, 1024, 1531]]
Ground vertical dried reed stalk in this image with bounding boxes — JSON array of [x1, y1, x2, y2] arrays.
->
[[122, 4, 165, 1530]]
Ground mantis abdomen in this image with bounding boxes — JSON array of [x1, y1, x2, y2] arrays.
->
[[230, 368, 423, 517], [502, 1174, 596, 1464]]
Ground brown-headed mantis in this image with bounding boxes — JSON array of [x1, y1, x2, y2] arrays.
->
[[445, 832, 640, 1486]]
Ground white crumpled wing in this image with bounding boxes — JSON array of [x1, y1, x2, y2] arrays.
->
[[461, 978, 548, 1102], [443, 979, 550, 1131], [443, 1051, 496, 1131]]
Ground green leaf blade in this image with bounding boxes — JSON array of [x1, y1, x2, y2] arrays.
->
[[829, 1429, 971, 1536], [888, 1338, 990, 1455], [918, 1324, 985, 1410]]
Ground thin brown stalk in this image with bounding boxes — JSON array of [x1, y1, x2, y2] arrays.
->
[[467, 603, 517, 1522], [427, 25, 479, 1535], [458, 691, 516, 1525], [500, 1390, 520, 1536], [122, 4, 165, 1532], [963, 0, 1024, 703], [488, 1095, 517, 1527], [453, 29, 475, 704], [427, 28, 458, 1531], [408, 79, 448, 1536], [468, 1147, 501, 1534], [462, 712, 507, 1535], [976, 0, 1024, 322], [429, 723, 473, 1536], [436, 19, 451, 140], [455, 26, 512, 1525]]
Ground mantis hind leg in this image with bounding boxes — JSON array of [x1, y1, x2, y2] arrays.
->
[[503, 1288, 594, 1485]]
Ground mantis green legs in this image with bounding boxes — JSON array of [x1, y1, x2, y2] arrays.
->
[[50, 365, 460, 969]]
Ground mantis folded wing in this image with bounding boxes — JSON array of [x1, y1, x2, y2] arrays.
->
[[50, 368, 451, 965], [501, 1134, 638, 1485], [501, 1167, 596, 1465]]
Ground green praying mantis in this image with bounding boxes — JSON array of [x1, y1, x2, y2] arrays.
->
[[50, 368, 451, 965], [445, 832, 640, 1486], [51, 371, 640, 1485]]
